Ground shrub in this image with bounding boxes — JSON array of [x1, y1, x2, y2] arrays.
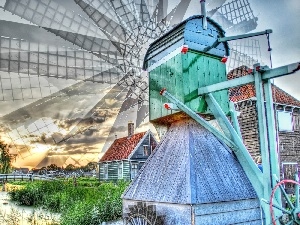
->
[[60, 181, 129, 225]]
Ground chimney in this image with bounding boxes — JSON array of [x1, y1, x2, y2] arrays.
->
[[128, 121, 134, 137]]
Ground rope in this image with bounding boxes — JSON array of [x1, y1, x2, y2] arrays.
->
[[267, 33, 273, 69]]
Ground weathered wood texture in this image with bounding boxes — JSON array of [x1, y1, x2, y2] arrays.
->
[[149, 52, 229, 124]]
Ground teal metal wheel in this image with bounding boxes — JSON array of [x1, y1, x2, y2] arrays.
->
[[270, 176, 300, 225]]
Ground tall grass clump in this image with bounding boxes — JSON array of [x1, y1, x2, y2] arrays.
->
[[8, 179, 129, 225]]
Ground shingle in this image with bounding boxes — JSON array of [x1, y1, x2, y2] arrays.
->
[[99, 132, 146, 161], [228, 66, 300, 106]]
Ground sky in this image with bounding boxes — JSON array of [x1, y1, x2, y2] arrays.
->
[[187, 0, 300, 97], [251, 0, 300, 97], [0, 0, 299, 169]]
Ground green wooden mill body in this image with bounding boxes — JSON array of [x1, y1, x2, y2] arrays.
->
[[143, 15, 230, 124]]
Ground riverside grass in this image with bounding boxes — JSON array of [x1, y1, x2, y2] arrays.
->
[[7, 179, 129, 225]]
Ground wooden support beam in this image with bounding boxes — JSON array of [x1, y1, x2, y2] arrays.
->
[[195, 62, 300, 96]]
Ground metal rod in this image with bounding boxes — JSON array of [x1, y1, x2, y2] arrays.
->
[[229, 101, 242, 139], [254, 65, 273, 225], [262, 62, 300, 80], [200, 0, 207, 29], [160, 89, 237, 150], [205, 93, 264, 199], [278, 183, 294, 210], [218, 29, 272, 42], [198, 74, 254, 95], [196, 62, 300, 96], [264, 79, 281, 204], [295, 173, 299, 208], [261, 199, 292, 215]]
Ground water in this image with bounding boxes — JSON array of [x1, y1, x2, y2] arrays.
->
[[0, 191, 60, 225]]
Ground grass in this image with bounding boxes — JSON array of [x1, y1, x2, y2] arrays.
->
[[7, 179, 129, 225]]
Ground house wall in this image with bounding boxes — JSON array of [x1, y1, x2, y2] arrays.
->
[[235, 100, 300, 178], [99, 132, 158, 182], [130, 133, 157, 160], [194, 198, 262, 224], [123, 161, 131, 180], [99, 161, 119, 181], [123, 199, 262, 225], [235, 100, 260, 158], [278, 108, 300, 186], [99, 160, 132, 182]]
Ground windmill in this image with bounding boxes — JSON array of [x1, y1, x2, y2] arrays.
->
[[0, 0, 262, 168]]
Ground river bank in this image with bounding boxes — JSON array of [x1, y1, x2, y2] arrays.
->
[[0, 191, 60, 225]]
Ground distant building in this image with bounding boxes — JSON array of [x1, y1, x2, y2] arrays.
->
[[13, 167, 29, 174], [98, 123, 158, 182], [229, 66, 300, 183]]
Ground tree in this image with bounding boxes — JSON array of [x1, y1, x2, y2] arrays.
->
[[80, 162, 97, 172], [46, 164, 60, 171], [0, 141, 12, 174], [65, 164, 76, 171]]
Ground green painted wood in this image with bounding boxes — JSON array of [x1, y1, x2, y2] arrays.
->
[[99, 162, 120, 181], [123, 161, 131, 180], [99, 164, 104, 180], [149, 51, 229, 122], [108, 162, 118, 180]]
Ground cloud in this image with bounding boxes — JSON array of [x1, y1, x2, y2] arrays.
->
[[47, 146, 98, 156], [109, 125, 127, 133]]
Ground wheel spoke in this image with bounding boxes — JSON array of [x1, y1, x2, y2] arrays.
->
[[278, 183, 295, 210], [286, 220, 294, 225], [295, 173, 299, 208], [272, 203, 292, 215]]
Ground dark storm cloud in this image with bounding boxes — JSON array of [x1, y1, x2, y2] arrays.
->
[[57, 113, 107, 130], [64, 129, 106, 145], [58, 117, 93, 129], [82, 128, 99, 136], [28, 132, 61, 145], [109, 125, 127, 133]]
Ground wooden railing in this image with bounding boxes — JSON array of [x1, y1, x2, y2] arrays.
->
[[0, 174, 55, 182]]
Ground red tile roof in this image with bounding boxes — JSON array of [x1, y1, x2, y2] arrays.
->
[[228, 66, 300, 107], [100, 132, 146, 162]]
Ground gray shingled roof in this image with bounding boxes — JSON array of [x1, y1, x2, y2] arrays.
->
[[123, 118, 257, 204]]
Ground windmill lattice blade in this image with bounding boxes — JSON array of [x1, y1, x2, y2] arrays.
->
[[210, 0, 258, 35], [74, 0, 127, 43], [3, 0, 104, 39], [227, 38, 262, 72]]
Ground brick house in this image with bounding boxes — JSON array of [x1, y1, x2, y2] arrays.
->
[[98, 122, 158, 182], [229, 66, 300, 181]]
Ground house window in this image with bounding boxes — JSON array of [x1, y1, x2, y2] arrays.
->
[[131, 163, 138, 180], [118, 163, 123, 179], [103, 164, 108, 179], [282, 162, 298, 193], [277, 111, 294, 132], [143, 145, 149, 156]]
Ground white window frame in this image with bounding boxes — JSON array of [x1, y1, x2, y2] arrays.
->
[[143, 145, 149, 156], [103, 164, 108, 179], [282, 162, 298, 190], [131, 163, 138, 180], [277, 110, 294, 132], [118, 162, 123, 179]]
